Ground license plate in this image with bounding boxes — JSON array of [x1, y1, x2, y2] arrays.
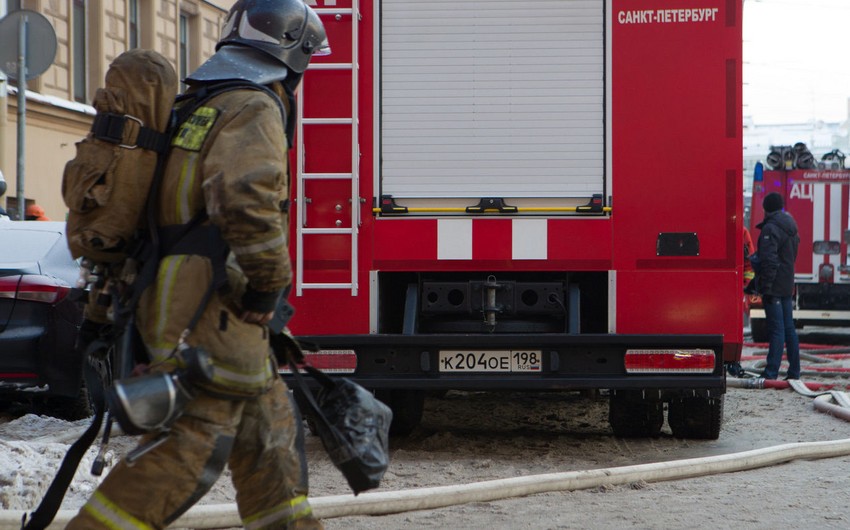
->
[[438, 350, 542, 372]]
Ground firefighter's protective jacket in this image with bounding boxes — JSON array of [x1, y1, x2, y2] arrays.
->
[[136, 88, 291, 397]]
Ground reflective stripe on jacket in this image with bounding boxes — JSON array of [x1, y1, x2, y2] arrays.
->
[[136, 88, 290, 396]]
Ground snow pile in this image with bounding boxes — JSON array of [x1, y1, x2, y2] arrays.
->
[[0, 415, 117, 511]]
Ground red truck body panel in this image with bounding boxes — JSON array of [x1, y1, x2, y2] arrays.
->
[[288, 0, 743, 382]]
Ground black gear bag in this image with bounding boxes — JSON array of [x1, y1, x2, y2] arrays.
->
[[269, 332, 392, 495]]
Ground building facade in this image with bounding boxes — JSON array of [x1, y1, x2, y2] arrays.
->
[[0, 0, 233, 219]]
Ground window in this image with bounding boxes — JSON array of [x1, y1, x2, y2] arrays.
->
[[72, 0, 87, 103], [179, 13, 189, 87], [129, 0, 139, 49]]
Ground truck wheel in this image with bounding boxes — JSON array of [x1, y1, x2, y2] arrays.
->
[[750, 318, 768, 343], [375, 389, 425, 437], [608, 392, 663, 438], [41, 384, 93, 421], [668, 395, 724, 440]]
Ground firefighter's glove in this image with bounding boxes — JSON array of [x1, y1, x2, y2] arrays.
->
[[241, 286, 283, 325], [241, 286, 282, 313]]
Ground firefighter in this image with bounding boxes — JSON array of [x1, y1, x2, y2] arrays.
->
[[67, 1, 328, 528], [753, 192, 801, 380], [25, 203, 50, 221]]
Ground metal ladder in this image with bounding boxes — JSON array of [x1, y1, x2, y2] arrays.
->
[[295, 3, 360, 296]]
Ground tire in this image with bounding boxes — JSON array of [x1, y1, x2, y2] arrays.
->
[[42, 384, 93, 421], [750, 318, 768, 343], [608, 392, 663, 438], [375, 389, 425, 437], [668, 395, 724, 440]]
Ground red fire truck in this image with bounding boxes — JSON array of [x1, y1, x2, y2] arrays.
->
[[748, 162, 850, 341], [289, 0, 744, 439]]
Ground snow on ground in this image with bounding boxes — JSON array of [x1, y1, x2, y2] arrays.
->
[[0, 415, 114, 512]]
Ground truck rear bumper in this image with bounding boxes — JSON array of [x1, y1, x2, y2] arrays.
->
[[750, 308, 850, 325], [287, 333, 726, 396]]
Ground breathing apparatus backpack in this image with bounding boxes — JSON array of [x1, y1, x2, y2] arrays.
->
[[62, 49, 178, 263]]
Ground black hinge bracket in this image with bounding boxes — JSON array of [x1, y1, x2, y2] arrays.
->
[[466, 198, 518, 214], [377, 195, 408, 214], [576, 193, 605, 213]]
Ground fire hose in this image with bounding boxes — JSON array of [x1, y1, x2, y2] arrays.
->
[[731, 344, 850, 421], [4, 379, 850, 530], [2, 437, 849, 529], [3, 350, 849, 529]]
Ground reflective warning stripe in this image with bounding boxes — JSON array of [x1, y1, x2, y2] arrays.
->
[[83, 491, 153, 530], [210, 358, 276, 393], [231, 233, 286, 257], [176, 153, 199, 224], [152, 255, 188, 358], [148, 341, 180, 367], [436, 218, 549, 261], [243, 495, 313, 530]]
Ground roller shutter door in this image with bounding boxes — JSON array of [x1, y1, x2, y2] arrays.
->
[[381, 0, 605, 199]]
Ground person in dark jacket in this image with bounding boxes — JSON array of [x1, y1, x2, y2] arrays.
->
[[754, 191, 801, 379]]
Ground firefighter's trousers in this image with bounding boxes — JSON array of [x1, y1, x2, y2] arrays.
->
[[67, 377, 320, 530]]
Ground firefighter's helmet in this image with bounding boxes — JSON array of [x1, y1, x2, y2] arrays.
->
[[186, 0, 328, 86]]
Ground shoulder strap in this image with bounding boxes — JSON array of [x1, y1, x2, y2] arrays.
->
[[174, 80, 287, 127], [21, 401, 105, 530], [90, 113, 171, 153], [129, 80, 286, 307], [147, 79, 286, 251]]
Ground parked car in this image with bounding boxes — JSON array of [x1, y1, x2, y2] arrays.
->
[[0, 221, 90, 419]]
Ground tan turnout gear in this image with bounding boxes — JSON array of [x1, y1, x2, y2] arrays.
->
[[67, 379, 318, 529], [67, 86, 319, 530], [141, 87, 292, 395], [68, 0, 328, 526]]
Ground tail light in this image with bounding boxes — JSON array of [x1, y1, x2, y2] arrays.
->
[[624, 349, 715, 374], [818, 263, 835, 284], [813, 241, 840, 255], [279, 349, 357, 374], [0, 274, 71, 304], [0, 276, 21, 299]]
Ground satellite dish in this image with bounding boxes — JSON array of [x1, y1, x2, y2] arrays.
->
[[0, 10, 57, 80]]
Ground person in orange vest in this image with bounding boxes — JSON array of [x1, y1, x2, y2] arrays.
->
[[743, 227, 755, 287], [25, 203, 50, 221], [743, 227, 758, 308], [730, 226, 758, 376]]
